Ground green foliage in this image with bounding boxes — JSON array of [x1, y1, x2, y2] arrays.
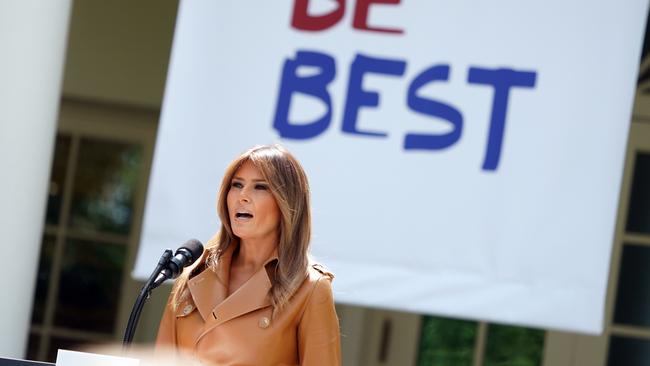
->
[[417, 316, 476, 366], [417, 316, 545, 366], [484, 324, 545, 366]]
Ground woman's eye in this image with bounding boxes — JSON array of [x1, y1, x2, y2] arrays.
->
[[231, 182, 243, 189], [255, 184, 268, 190]]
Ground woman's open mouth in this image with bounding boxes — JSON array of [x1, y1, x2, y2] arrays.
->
[[235, 211, 253, 220]]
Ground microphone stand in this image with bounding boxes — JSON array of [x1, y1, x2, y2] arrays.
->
[[122, 249, 173, 349]]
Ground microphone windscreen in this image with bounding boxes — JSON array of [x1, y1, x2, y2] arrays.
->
[[182, 239, 204, 261]]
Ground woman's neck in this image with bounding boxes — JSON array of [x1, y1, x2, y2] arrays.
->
[[234, 236, 277, 270]]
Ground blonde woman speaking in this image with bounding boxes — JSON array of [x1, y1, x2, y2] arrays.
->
[[156, 145, 341, 365]]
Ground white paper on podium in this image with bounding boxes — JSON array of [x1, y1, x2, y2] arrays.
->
[[55, 350, 139, 366]]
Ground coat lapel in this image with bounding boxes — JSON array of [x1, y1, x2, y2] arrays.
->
[[189, 242, 277, 327], [187, 244, 233, 322], [210, 264, 273, 325], [194, 245, 277, 345], [196, 261, 274, 345], [196, 246, 277, 337]]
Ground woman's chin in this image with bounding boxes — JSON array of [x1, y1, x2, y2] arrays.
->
[[233, 229, 252, 240]]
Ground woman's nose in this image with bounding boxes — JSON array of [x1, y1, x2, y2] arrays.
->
[[239, 189, 251, 203]]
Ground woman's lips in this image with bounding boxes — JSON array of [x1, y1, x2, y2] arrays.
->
[[234, 212, 253, 222]]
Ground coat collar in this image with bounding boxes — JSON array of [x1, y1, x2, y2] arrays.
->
[[187, 241, 278, 324]]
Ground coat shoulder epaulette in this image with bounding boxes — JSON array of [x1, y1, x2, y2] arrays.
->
[[311, 263, 334, 279]]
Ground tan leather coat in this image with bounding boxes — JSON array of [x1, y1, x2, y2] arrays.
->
[[155, 243, 341, 365]]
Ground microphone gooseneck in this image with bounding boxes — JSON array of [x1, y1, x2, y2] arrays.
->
[[123, 239, 204, 348]]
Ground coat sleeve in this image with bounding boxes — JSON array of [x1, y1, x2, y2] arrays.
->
[[298, 275, 341, 366], [155, 293, 177, 348]]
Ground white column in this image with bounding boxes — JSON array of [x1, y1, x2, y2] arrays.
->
[[0, 0, 72, 358]]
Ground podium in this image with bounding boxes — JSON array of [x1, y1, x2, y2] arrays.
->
[[0, 358, 53, 366]]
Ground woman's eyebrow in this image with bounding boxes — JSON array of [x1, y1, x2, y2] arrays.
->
[[232, 176, 267, 183]]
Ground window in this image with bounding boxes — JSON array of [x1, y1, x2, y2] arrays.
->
[[27, 100, 156, 362]]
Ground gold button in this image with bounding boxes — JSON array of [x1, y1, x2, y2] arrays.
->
[[182, 304, 193, 315], [258, 316, 270, 329]]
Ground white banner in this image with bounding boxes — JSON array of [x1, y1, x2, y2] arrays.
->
[[135, 0, 649, 334]]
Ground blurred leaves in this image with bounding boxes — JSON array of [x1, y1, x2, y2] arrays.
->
[[418, 316, 476, 365], [417, 316, 544, 366], [484, 324, 544, 366]]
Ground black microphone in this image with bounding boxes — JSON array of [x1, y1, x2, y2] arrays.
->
[[153, 239, 204, 287], [123, 239, 204, 347], [169, 238, 204, 277]]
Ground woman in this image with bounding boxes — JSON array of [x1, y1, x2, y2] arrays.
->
[[156, 144, 341, 365]]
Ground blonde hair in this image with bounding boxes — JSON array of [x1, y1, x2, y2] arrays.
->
[[171, 144, 311, 313]]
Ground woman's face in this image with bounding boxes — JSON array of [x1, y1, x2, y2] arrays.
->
[[227, 161, 280, 243]]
